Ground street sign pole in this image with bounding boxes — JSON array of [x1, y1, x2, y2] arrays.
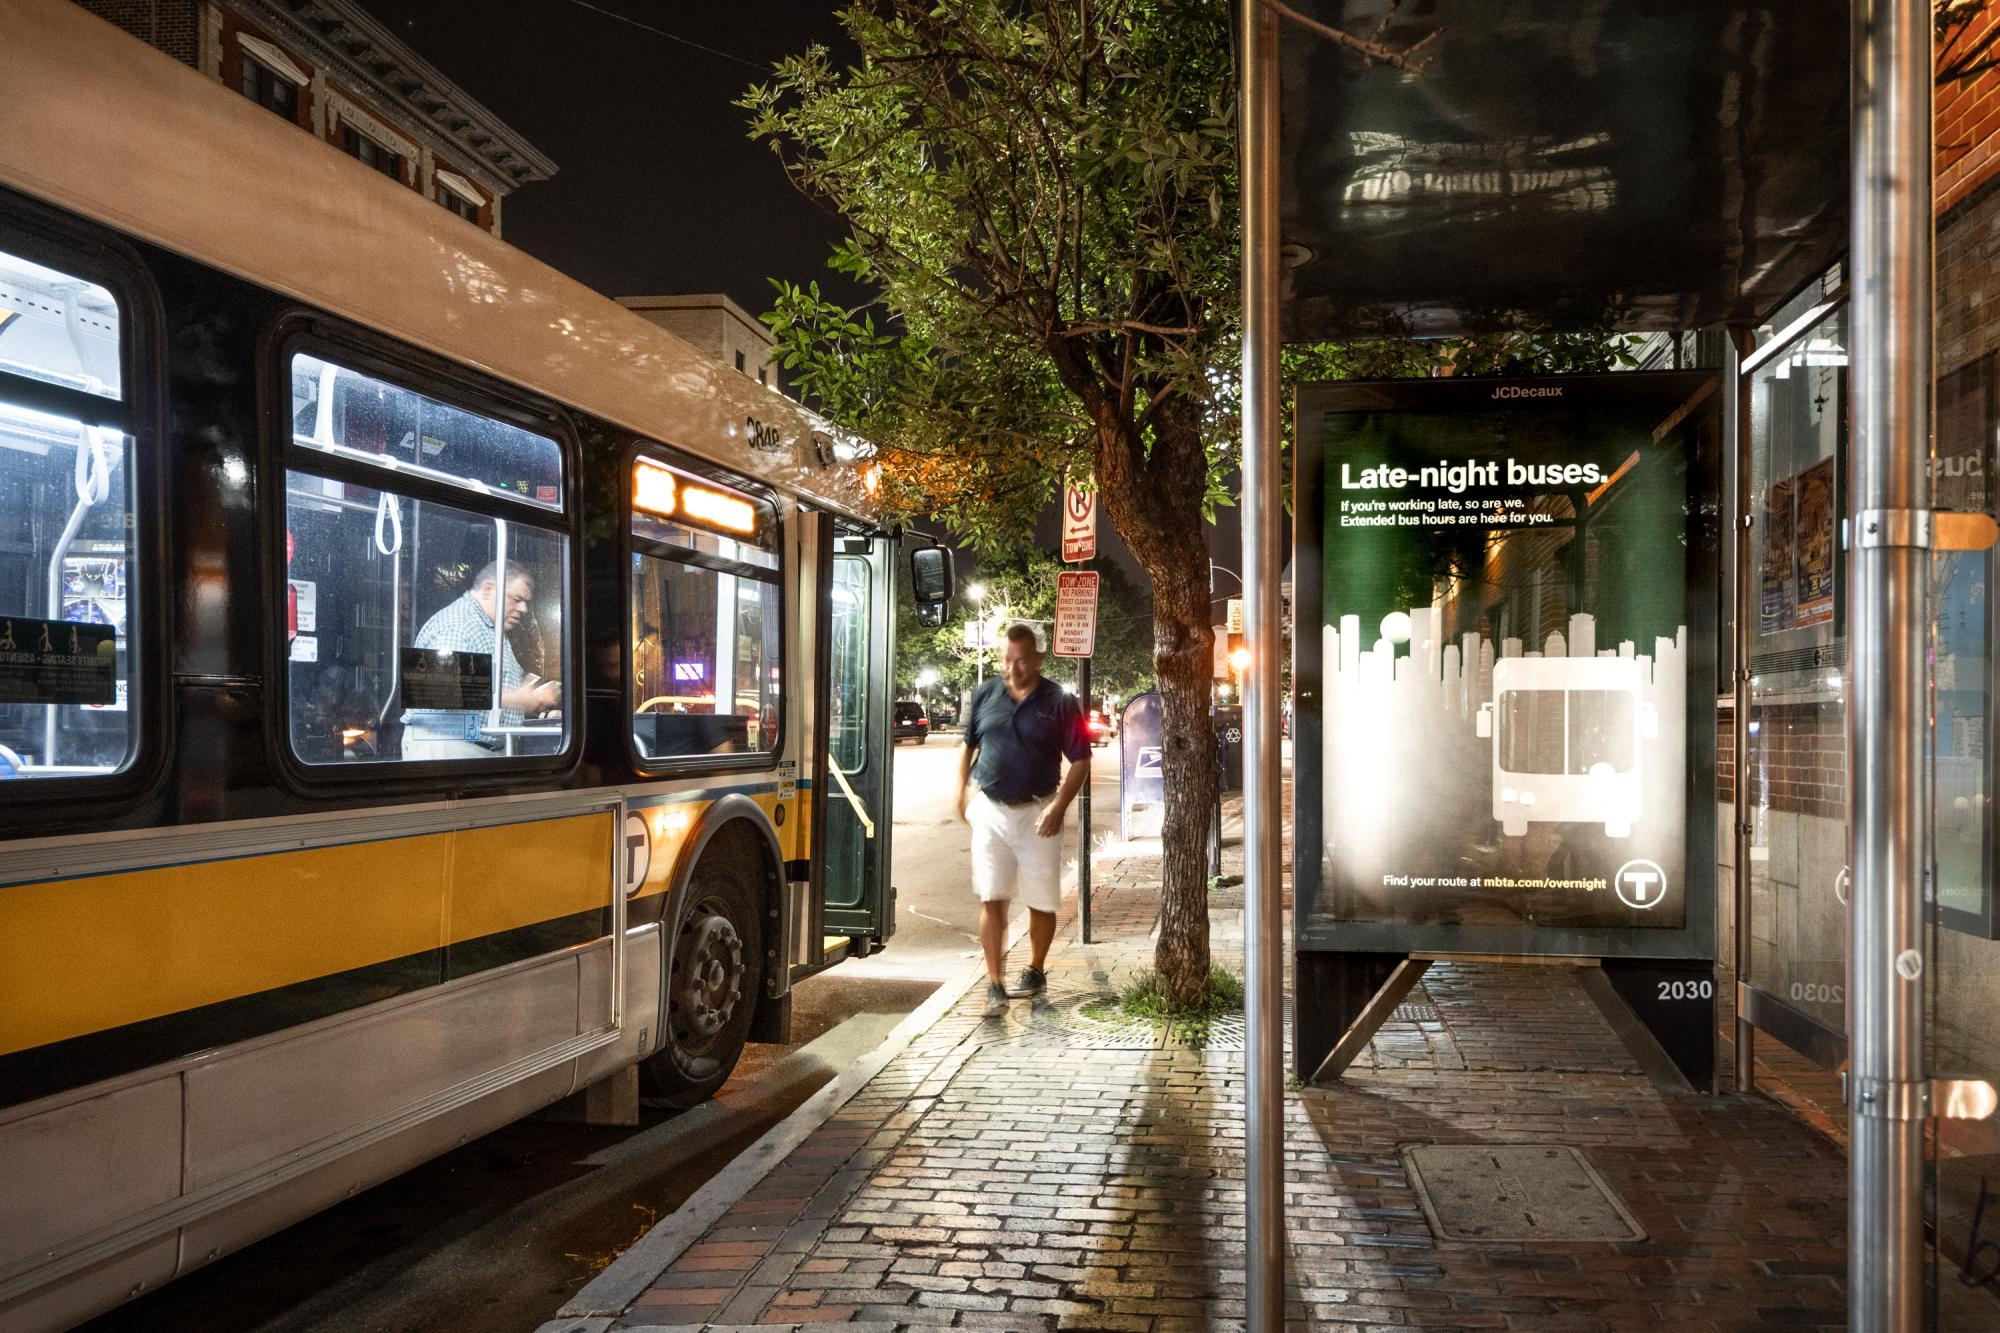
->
[[1057, 482, 1099, 944], [1078, 632, 1092, 944]]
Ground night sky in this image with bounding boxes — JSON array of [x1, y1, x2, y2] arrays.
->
[[355, 0, 858, 312], [356, 1, 1226, 599]]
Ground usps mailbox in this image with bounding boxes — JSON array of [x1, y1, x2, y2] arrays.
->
[[1118, 691, 1164, 840]]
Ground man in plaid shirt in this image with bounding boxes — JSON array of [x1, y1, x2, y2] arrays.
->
[[401, 560, 559, 759]]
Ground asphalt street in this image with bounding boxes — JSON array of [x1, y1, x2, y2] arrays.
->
[[84, 731, 1119, 1333]]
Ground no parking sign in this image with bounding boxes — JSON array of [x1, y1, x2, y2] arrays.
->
[[1061, 481, 1096, 562]]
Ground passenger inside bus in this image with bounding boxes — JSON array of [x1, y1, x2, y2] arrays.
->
[[400, 559, 562, 759]]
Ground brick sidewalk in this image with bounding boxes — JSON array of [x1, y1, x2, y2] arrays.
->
[[547, 822, 1995, 1332]]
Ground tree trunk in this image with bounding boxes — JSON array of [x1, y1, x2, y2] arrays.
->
[[1147, 563, 1216, 1008], [1092, 396, 1215, 1010]]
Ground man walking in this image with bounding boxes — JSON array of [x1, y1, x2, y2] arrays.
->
[[957, 622, 1091, 1018]]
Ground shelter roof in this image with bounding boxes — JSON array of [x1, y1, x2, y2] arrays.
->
[[1278, 0, 1848, 338]]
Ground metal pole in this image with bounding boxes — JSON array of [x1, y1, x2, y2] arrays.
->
[[1240, 0, 1285, 1325], [1848, 0, 1931, 1324], [1728, 324, 1756, 1096], [1079, 649, 1093, 944]]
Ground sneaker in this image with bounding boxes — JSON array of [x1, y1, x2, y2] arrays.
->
[[1006, 967, 1047, 999], [982, 982, 1009, 1019]]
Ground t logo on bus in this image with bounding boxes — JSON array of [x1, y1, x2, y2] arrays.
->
[[1615, 859, 1667, 910]]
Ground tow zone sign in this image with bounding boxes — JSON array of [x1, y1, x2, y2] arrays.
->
[[1052, 570, 1099, 658]]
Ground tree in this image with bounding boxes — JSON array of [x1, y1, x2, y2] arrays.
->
[[742, 0, 1581, 1005]]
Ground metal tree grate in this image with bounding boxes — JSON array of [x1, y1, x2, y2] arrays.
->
[[1018, 992, 1247, 1051]]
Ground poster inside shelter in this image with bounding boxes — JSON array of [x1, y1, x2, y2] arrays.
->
[[1760, 477, 1797, 633], [1313, 380, 1712, 933]]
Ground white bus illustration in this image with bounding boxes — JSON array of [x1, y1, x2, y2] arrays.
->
[[1475, 655, 1657, 838]]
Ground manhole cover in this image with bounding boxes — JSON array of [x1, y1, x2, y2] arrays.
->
[[1402, 1145, 1645, 1242], [1393, 1002, 1438, 1022]]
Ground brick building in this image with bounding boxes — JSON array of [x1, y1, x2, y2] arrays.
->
[[616, 293, 782, 393], [73, 0, 555, 235]]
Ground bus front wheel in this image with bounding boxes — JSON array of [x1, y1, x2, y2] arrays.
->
[[642, 858, 762, 1109]]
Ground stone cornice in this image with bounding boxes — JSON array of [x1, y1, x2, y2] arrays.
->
[[240, 0, 558, 191]]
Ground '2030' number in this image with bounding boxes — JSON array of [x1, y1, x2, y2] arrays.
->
[[1657, 979, 1715, 1001]]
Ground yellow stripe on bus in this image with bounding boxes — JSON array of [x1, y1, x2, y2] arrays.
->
[[627, 791, 803, 900], [0, 812, 614, 1058]]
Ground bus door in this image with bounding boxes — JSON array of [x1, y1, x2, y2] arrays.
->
[[814, 522, 896, 949]]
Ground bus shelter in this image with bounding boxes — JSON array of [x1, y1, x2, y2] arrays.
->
[[1236, 2, 1986, 1328]]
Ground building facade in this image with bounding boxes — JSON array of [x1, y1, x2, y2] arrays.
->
[[617, 294, 781, 393], [74, 0, 555, 235]]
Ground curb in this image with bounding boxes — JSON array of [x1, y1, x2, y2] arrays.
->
[[537, 895, 1045, 1330]]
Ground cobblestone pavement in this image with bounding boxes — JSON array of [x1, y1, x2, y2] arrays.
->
[[573, 814, 1990, 1332]]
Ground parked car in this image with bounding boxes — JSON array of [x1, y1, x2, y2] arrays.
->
[[1087, 707, 1114, 746], [893, 700, 932, 744]]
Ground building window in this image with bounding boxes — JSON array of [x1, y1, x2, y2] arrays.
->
[[342, 125, 404, 182], [240, 55, 300, 122], [435, 184, 480, 222], [284, 353, 571, 766], [733, 350, 746, 373], [758, 368, 768, 386], [0, 246, 138, 779]]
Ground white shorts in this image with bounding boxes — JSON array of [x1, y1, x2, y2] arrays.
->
[[970, 790, 1064, 913]]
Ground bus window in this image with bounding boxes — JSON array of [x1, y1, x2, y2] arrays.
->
[[282, 351, 570, 767], [627, 456, 781, 766], [289, 353, 562, 512], [630, 552, 781, 761], [0, 247, 136, 779], [285, 475, 569, 764]]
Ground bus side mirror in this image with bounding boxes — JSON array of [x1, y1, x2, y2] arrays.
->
[[1475, 702, 1492, 739], [1641, 703, 1659, 739], [910, 546, 955, 621]]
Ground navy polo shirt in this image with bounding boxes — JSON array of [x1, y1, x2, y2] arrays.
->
[[965, 676, 1091, 805]]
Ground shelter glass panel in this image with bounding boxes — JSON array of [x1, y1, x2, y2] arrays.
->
[[1932, 349, 2000, 1292], [1742, 300, 1848, 1044]]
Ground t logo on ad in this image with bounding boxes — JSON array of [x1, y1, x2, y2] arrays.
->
[[1615, 859, 1667, 910]]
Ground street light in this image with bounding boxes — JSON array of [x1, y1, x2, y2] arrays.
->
[[1210, 559, 1243, 605], [1229, 644, 1251, 700]]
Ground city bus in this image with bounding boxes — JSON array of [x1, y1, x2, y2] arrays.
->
[[0, 5, 939, 1327]]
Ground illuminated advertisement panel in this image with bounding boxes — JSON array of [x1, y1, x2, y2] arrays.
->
[[1293, 372, 1720, 960]]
